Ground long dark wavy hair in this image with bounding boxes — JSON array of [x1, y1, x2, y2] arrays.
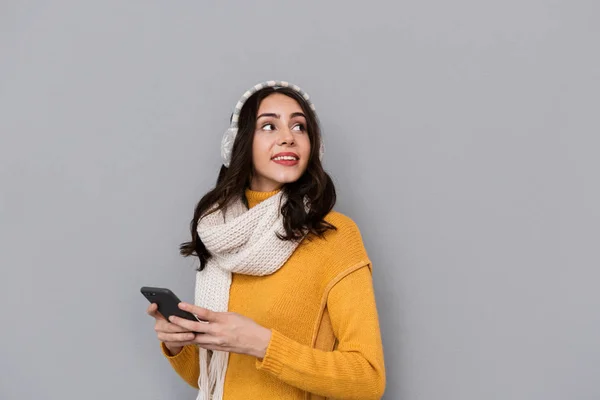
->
[[180, 87, 337, 271]]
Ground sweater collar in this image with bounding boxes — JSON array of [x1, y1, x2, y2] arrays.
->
[[245, 188, 281, 209]]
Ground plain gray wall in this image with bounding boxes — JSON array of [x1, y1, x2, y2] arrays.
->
[[1, 1, 598, 399]]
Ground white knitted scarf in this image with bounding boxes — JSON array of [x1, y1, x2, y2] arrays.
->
[[194, 191, 301, 400]]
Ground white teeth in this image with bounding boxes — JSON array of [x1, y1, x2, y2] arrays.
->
[[273, 156, 298, 161]]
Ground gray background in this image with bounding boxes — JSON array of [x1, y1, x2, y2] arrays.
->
[[1, 1, 598, 399]]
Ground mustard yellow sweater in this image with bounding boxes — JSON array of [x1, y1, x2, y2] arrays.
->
[[161, 189, 386, 399]]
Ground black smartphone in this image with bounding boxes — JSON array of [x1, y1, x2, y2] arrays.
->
[[140, 286, 201, 322]]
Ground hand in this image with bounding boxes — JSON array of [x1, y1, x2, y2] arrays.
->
[[146, 303, 196, 356], [168, 302, 273, 359]]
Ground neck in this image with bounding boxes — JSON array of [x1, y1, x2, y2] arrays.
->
[[249, 176, 283, 192]]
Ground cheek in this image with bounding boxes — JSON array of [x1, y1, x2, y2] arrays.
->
[[299, 136, 312, 159], [252, 135, 266, 156], [252, 135, 272, 167]]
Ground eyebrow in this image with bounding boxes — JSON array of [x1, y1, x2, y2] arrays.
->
[[257, 112, 307, 120]]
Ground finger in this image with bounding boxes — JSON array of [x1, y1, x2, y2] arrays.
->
[[146, 303, 157, 315], [157, 331, 197, 342], [155, 320, 194, 334], [163, 340, 197, 348], [147, 303, 166, 321], [168, 315, 212, 334], [193, 335, 229, 349], [178, 302, 215, 322]]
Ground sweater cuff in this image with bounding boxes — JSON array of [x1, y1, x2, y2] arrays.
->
[[255, 329, 295, 376], [161, 342, 195, 363]]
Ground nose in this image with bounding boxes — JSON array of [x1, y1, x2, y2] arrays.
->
[[277, 126, 295, 146]]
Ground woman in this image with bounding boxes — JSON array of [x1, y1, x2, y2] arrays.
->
[[146, 81, 386, 400]]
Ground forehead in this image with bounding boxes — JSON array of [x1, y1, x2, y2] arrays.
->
[[257, 93, 303, 113]]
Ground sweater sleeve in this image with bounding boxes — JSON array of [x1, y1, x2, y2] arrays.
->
[[160, 342, 200, 389], [255, 264, 386, 399]]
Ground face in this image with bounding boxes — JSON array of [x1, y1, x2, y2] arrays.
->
[[250, 93, 311, 192]]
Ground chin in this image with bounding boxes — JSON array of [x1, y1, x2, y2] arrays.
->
[[271, 172, 303, 185], [276, 176, 302, 185]]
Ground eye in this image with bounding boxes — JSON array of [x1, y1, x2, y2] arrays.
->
[[292, 124, 306, 132], [262, 123, 275, 131]]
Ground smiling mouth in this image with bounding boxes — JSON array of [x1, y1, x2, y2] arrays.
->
[[272, 155, 299, 161], [271, 154, 300, 166]]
